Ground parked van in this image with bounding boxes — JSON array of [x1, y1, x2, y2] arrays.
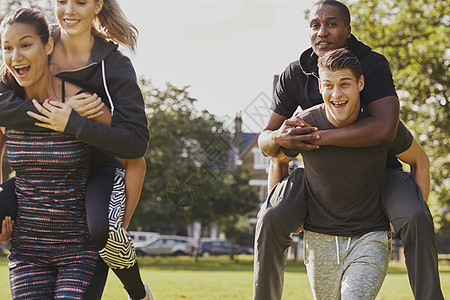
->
[[129, 231, 159, 247]]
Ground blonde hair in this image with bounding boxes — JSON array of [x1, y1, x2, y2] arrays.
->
[[92, 0, 138, 51]]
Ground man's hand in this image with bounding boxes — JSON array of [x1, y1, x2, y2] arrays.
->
[[259, 112, 320, 157], [27, 99, 73, 132], [272, 115, 320, 151], [0, 216, 13, 243], [65, 93, 105, 119]]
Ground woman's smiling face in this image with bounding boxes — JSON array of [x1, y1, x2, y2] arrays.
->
[[55, 0, 103, 37]]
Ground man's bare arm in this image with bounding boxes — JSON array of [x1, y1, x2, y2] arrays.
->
[[316, 96, 399, 147]]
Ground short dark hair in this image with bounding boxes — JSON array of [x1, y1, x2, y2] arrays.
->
[[0, 8, 50, 98], [313, 0, 351, 26], [318, 48, 361, 80]]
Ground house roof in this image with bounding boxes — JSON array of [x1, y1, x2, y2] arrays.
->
[[237, 132, 259, 158]]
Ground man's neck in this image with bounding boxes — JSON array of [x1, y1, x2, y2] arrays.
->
[[324, 102, 361, 128]]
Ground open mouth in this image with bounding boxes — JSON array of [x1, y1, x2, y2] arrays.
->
[[14, 65, 30, 76], [331, 100, 348, 109], [317, 41, 330, 47]]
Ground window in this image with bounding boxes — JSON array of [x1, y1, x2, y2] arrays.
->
[[252, 147, 270, 170]]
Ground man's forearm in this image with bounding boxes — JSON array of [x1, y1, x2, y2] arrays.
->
[[316, 96, 399, 147], [258, 130, 281, 157], [316, 117, 396, 147]]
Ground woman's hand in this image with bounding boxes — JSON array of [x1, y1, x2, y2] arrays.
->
[[0, 216, 14, 243], [65, 93, 105, 119], [27, 99, 72, 132]]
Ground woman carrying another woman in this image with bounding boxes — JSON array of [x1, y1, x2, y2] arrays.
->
[[0, 1, 151, 299], [0, 8, 110, 298]]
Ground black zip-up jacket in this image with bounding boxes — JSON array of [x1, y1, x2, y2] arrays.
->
[[271, 34, 397, 115], [271, 34, 401, 169], [0, 31, 149, 167]]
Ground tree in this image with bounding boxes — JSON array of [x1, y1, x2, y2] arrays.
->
[[131, 79, 259, 242], [0, 0, 54, 21]]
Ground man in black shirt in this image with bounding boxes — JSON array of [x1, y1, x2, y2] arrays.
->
[[269, 48, 423, 300], [253, 1, 443, 299]]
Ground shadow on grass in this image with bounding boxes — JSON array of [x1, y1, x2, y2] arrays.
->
[[1, 255, 448, 275], [137, 255, 254, 272], [135, 256, 306, 273], [123, 256, 450, 275], [0, 255, 307, 273]]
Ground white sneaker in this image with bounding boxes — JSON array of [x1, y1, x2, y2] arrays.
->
[[128, 283, 153, 300], [143, 283, 153, 300]]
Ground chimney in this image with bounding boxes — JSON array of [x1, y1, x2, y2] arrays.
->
[[235, 111, 242, 134]]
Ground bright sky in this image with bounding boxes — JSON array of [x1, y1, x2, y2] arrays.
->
[[121, 0, 317, 132]]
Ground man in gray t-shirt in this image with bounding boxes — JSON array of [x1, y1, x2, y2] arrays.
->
[[266, 49, 430, 299]]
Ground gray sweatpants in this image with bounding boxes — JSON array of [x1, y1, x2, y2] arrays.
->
[[304, 230, 391, 300], [253, 169, 443, 300]]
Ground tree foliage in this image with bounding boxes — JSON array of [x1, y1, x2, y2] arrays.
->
[[345, 0, 450, 232], [130, 79, 259, 236], [0, 0, 54, 22], [1, 0, 260, 239]]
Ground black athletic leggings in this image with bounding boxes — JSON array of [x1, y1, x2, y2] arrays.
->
[[0, 167, 145, 300]]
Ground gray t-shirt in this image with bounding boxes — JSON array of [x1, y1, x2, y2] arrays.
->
[[300, 104, 412, 237]]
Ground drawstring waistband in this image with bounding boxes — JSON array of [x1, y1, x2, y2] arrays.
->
[[335, 236, 340, 265], [335, 236, 352, 265]]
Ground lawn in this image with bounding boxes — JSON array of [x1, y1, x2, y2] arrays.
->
[[0, 256, 449, 299]]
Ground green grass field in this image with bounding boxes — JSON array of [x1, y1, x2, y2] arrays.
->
[[0, 256, 449, 299]]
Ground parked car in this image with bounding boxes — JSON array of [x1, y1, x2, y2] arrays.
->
[[197, 240, 254, 257], [129, 231, 159, 246], [135, 235, 193, 256]]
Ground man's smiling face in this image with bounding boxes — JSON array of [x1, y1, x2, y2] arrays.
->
[[319, 67, 364, 128], [309, 4, 351, 56]]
